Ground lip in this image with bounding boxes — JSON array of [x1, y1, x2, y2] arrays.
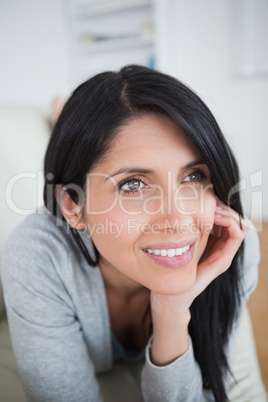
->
[[142, 240, 196, 269], [143, 239, 197, 250]]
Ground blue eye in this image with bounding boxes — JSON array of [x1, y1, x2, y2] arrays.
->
[[118, 178, 147, 193], [183, 171, 207, 183]]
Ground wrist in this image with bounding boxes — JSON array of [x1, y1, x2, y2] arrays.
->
[[150, 309, 191, 366], [152, 306, 191, 327]]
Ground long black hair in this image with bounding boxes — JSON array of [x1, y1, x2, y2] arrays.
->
[[44, 65, 243, 401]]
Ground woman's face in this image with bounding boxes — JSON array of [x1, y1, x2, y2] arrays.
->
[[82, 114, 216, 295]]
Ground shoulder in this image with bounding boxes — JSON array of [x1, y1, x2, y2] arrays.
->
[[241, 221, 260, 298], [1, 208, 103, 323], [1, 207, 93, 290], [2, 207, 70, 265]]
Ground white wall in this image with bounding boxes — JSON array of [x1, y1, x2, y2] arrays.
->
[[156, 0, 268, 222], [0, 0, 73, 108], [0, 0, 267, 221]]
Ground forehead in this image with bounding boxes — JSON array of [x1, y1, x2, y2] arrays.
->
[[93, 114, 200, 171], [115, 114, 184, 146]]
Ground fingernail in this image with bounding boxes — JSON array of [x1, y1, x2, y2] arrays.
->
[[215, 214, 222, 218], [216, 206, 223, 210]]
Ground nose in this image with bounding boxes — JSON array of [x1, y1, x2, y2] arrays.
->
[[146, 180, 196, 233]]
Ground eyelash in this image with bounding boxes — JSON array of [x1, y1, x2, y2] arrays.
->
[[117, 169, 209, 194], [117, 176, 147, 194], [182, 169, 208, 183]]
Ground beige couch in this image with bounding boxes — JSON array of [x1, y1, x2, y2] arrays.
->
[[0, 105, 267, 401]]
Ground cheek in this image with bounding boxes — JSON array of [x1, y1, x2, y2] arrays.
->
[[175, 185, 216, 217], [195, 188, 216, 227], [83, 204, 140, 256], [84, 193, 118, 216], [194, 191, 216, 258]]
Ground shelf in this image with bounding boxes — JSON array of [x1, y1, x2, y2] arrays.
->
[[68, 0, 157, 78], [74, 0, 153, 18], [77, 34, 154, 54]]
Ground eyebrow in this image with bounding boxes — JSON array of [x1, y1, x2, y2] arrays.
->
[[105, 160, 206, 181]]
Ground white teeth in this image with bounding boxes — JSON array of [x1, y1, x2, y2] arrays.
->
[[175, 248, 182, 256], [167, 249, 175, 257], [146, 245, 190, 257]]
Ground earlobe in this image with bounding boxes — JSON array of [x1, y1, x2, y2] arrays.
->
[[54, 185, 85, 229]]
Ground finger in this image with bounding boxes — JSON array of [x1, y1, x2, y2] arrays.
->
[[214, 209, 249, 235], [214, 214, 244, 242], [215, 204, 240, 222], [215, 198, 244, 227], [202, 212, 246, 270], [194, 203, 249, 294], [211, 224, 222, 239], [214, 199, 250, 232], [213, 205, 240, 241], [211, 219, 247, 274]]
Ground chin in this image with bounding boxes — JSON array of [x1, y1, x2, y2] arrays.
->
[[151, 270, 197, 296]]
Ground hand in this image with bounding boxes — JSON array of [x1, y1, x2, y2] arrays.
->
[[192, 198, 249, 301], [152, 199, 249, 314], [149, 200, 249, 365]]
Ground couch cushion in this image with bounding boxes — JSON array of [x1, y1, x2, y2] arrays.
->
[[0, 105, 50, 259], [0, 105, 50, 317], [0, 279, 4, 318], [0, 316, 27, 401]]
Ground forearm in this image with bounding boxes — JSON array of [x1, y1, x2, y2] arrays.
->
[[143, 297, 207, 401], [151, 308, 191, 366]]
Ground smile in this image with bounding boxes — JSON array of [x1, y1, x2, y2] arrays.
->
[[142, 241, 196, 269], [144, 246, 190, 257]]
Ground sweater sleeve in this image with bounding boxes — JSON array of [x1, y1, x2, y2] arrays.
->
[[1, 219, 104, 402], [141, 224, 260, 402], [142, 336, 209, 402]]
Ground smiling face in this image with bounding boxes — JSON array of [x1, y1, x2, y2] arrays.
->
[[81, 114, 217, 295]]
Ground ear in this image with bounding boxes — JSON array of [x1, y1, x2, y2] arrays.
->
[[54, 186, 85, 230]]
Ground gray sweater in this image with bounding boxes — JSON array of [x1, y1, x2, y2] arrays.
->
[[1, 208, 259, 402]]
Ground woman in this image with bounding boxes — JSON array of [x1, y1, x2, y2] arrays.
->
[[1, 65, 262, 401]]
